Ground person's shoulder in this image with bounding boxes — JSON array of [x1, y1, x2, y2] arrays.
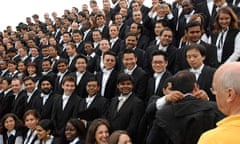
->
[[198, 128, 219, 144]]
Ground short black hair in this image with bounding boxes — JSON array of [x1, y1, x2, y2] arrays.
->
[[185, 21, 201, 31], [103, 51, 116, 59], [171, 70, 196, 93], [151, 50, 168, 61], [186, 44, 206, 56], [117, 73, 134, 85], [122, 49, 137, 58]]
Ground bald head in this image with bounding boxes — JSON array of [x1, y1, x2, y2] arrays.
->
[[213, 62, 240, 115], [214, 62, 240, 93]]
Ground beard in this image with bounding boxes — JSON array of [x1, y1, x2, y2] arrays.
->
[[41, 88, 52, 94]]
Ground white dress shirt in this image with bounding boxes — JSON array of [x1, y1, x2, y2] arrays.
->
[[101, 68, 113, 96], [154, 72, 164, 93], [62, 94, 70, 110], [189, 64, 204, 80]]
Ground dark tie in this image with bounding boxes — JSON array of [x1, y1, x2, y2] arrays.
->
[[7, 134, 15, 144], [218, 31, 225, 49]]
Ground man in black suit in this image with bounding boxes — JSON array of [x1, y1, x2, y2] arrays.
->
[[105, 73, 145, 142], [144, 27, 177, 74], [0, 60, 9, 77], [175, 21, 218, 72], [77, 77, 108, 126], [146, 70, 223, 144], [129, 22, 150, 50], [72, 30, 85, 55], [51, 75, 80, 136], [23, 77, 41, 112], [33, 76, 59, 119], [146, 50, 172, 103], [186, 44, 216, 101], [81, 20, 93, 42], [54, 58, 69, 95], [113, 13, 129, 40], [96, 51, 118, 99], [65, 42, 79, 72], [119, 32, 145, 68], [121, 49, 148, 100], [70, 54, 94, 98], [109, 24, 122, 55], [0, 77, 14, 118], [41, 59, 56, 84], [11, 78, 26, 119], [95, 13, 110, 39]]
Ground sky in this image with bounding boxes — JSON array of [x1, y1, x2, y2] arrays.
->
[[0, 0, 173, 32]]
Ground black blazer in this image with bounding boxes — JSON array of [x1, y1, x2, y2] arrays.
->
[[54, 71, 70, 95], [96, 70, 118, 99], [105, 93, 145, 142], [77, 94, 109, 121], [11, 90, 26, 119], [33, 92, 60, 119], [144, 45, 177, 74], [51, 94, 80, 136], [192, 65, 216, 101], [24, 89, 41, 112], [0, 90, 14, 118], [71, 71, 94, 98], [146, 71, 172, 102], [110, 38, 122, 55], [175, 40, 218, 72]]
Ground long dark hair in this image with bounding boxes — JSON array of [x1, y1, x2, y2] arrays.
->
[[0, 113, 24, 134]]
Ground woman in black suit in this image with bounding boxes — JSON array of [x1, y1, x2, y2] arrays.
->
[[23, 109, 40, 144], [0, 113, 24, 144], [63, 119, 86, 144]]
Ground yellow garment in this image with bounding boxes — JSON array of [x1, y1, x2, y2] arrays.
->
[[198, 115, 240, 144]]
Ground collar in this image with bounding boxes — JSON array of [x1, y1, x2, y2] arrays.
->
[[70, 137, 80, 144], [102, 68, 113, 74], [42, 70, 52, 75], [86, 95, 96, 103], [62, 94, 71, 100], [7, 129, 16, 137], [76, 71, 85, 76], [158, 43, 168, 52], [110, 37, 119, 43], [4, 88, 12, 95], [27, 88, 37, 96], [124, 65, 137, 75], [89, 52, 96, 58], [21, 55, 28, 60], [190, 64, 204, 74], [41, 93, 50, 98], [154, 71, 165, 78], [119, 92, 132, 101], [57, 70, 68, 76]]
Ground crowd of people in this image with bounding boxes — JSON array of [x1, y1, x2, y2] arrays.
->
[[0, 0, 240, 143]]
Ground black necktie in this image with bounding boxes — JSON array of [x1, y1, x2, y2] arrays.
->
[[218, 31, 225, 49]]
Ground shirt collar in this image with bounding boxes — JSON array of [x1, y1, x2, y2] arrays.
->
[[124, 65, 137, 75], [62, 94, 71, 100], [7, 129, 16, 137], [70, 137, 80, 144], [190, 64, 204, 74], [119, 92, 132, 101]]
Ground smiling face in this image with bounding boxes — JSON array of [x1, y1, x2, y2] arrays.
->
[[25, 114, 39, 130], [117, 80, 133, 95], [65, 122, 77, 141], [152, 55, 168, 73], [95, 124, 109, 144], [218, 12, 231, 30], [122, 53, 137, 70], [4, 116, 15, 131], [36, 125, 50, 140]]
